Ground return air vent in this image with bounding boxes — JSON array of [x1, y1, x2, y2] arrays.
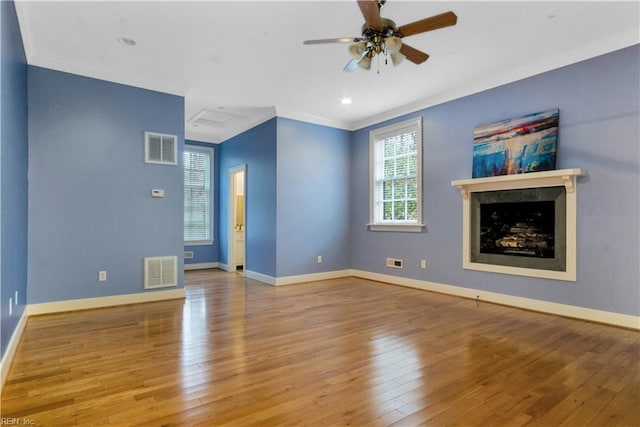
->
[[144, 256, 177, 289], [184, 251, 194, 259], [145, 132, 177, 165]]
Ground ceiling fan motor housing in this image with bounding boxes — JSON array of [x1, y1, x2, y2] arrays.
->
[[360, 18, 397, 54], [361, 18, 396, 40]]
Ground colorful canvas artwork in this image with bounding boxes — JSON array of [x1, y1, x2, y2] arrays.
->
[[472, 109, 559, 178]]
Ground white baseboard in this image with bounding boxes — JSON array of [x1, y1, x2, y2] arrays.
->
[[230, 267, 640, 329], [275, 270, 353, 286], [350, 270, 640, 330], [218, 263, 232, 273], [0, 310, 29, 392], [27, 288, 186, 316], [184, 262, 219, 271], [244, 269, 353, 286], [244, 270, 277, 286]]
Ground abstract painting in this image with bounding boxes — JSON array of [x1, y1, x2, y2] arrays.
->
[[472, 109, 559, 178]]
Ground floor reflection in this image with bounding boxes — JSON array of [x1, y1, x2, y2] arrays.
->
[[180, 287, 209, 388], [369, 334, 424, 416], [181, 272, 249, 391]]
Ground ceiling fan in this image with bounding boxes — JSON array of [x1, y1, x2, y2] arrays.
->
[[303, 0, 457, 72]]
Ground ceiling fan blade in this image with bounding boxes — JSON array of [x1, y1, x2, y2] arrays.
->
[[343, 58, 360, 72], [304, 37, 362, 45], [400, 43, 430, 64], [396, 11, 457, 38], [357, 0, 383, 30]]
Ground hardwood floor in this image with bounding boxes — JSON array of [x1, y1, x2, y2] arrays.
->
[[1, 269, 638, 426]]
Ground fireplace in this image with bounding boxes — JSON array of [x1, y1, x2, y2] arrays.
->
[[452, 169, 584, 281], [471, 187, 565, 272]]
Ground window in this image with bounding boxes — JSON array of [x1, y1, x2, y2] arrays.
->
[[184, 146, 213, 244], [145, 131, 177, 165], [369, 117, 424, 232]]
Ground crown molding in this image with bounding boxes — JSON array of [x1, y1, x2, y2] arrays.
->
[[276, 108, 352, 131], [351, 32, 640, 131]]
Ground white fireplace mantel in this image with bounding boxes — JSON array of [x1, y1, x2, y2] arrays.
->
[[451, 168, 586, 281], [451, 168, 585, 199]]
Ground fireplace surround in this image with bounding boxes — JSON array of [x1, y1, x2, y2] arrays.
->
[[452, 169, 584, 281]]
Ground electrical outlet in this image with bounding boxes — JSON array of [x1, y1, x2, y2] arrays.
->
[[9, 298, 13, 316], [317, 255, 322, 264], [420, 260, 427, 269], [99, 271, 107, 282]]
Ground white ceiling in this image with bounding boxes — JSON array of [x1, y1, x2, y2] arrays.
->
[[15, 1, 640, 143]]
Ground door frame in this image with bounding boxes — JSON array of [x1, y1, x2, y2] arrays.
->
[[226, 164, 246, 273]]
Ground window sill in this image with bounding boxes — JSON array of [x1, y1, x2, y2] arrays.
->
[[184, 240, 214, 246], [367, 223, 425, 233]]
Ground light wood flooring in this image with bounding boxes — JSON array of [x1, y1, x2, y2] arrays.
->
[[1, 269, 639, 426]]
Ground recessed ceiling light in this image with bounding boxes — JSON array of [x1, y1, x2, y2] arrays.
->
[[341, 98, 352, 105], [118, 37, 136, 47]]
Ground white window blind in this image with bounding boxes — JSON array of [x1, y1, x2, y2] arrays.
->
[[184, 147, 213, 244], [369, 117, 424, 232]]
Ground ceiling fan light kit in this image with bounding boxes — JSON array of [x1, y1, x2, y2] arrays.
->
[[303, 0, 457, 72], [348, 42, 367, 60], [385, 36, 402, 54], [390, 51, 405, 66], [359, 54, 373, 70]]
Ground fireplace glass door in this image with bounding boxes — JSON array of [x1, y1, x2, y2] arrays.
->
[[470, 187, 566, 272]]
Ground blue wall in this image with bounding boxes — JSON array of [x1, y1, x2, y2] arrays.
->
[[0, 8, 636, 340], [27, 67, 185, 304], [219, 119, 277, 277], [276, 118, 351, 276], [184, 140, 219, 265], [350, 45, 639, 316], [1, 0, 28, 358]]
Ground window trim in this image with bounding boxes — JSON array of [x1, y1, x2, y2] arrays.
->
[[368, 117, 425, 232], [184, 145, 214, 245]]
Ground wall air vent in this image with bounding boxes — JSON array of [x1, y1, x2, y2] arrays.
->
[[144, 256, 177, 289], [145, 131, 177, 165], [386, 258, 403, 269], [184, 251, 194, 259]]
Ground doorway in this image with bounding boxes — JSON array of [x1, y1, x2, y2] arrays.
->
[[227, 165, 246, 273]]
